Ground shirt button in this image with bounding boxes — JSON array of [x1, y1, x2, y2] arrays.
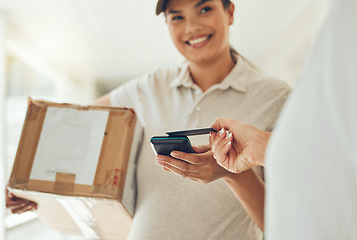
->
[[195, 106, 201, 111]]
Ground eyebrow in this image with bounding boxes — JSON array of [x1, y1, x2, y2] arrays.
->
[[167, 0, 213, 15], [195, 0, 212, 8]]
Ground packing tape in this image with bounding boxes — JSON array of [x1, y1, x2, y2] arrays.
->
[[8, 177, 29, 188], [54, 173, 75, 193], [57, 198, 100, 239], [91, 169, 121, 198]]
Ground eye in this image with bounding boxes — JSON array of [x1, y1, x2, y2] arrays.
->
[[171, 15, 184, 22], [200, 6, 212, 14]]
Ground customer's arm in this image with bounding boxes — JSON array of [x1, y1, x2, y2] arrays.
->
[[222, 168, 265, 231]]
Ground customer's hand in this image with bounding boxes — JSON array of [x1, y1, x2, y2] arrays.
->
[[155, 145, 235, 184], [210, 118, 270, 173], [6, 188, 37, 214]]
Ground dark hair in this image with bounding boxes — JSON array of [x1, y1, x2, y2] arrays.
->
[[163, 0, 232, 14], [221, 0, 232, 9]]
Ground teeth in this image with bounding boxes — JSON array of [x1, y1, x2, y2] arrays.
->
[[188, 36, 208, 45]]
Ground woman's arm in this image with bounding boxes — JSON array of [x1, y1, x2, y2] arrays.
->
[[92, 93, 111, 106]]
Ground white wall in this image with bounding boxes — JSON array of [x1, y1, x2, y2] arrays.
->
[[0, 11, 7, 240], [231, 0, 330, 86], [0, 0, 330, 92]]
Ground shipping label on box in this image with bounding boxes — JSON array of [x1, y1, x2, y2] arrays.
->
[[8, 98, 143, 239]]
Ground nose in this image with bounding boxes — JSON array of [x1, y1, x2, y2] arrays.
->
[[185, 17, 204, 34]]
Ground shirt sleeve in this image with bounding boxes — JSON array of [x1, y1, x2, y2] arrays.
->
[[269, 80, 292, 130], [261, 78, 292, 132], [109, 77, 141, 109]]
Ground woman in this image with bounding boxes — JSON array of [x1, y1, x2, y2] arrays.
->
[[7, 0, 290, 239]]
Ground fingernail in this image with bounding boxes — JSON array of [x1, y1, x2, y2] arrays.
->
[[226, 132, 232, 139], [219, 128, 225, 136], [156, 156, 164, 162], [170, 151, 179, 158]]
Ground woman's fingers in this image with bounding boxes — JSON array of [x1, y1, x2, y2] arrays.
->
[[6, 198, 28, 209], [156, 154, 199, 173], [169, 151, 203, 165], [156, 155, 203, 180], [161, 164, 210, 183], [7, 199, 37, 214], [192, 144, 211, 154], [156, 150, 231, 183], [159, 161, 214, 184], [11, 203, 37, 214]]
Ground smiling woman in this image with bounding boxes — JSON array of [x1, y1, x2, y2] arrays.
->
[[94, 0, 290, 239], [2, 0, 329, 239]]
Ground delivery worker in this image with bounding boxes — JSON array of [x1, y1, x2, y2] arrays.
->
[[6, 0, 291, 239]]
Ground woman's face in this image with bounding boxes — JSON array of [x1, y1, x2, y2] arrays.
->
[[165, 0, 234, 64]]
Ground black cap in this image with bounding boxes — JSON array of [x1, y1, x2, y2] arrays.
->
[[156, 0, 168, 15]]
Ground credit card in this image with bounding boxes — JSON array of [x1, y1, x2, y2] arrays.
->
[[166, 127, 218, 137]]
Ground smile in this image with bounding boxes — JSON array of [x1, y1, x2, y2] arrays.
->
[[186, 35, 212, 46]]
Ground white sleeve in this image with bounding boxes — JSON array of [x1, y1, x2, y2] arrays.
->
[[109, 77, 141, 109]]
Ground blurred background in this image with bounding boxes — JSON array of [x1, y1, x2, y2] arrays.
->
[[0, 0, 329, 239]]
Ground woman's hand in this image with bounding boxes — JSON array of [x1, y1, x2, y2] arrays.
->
[[210, 118, 270, 173], [155, 145, 234, 184], [156, 142, 266, 230], [6, 188, 37, 214]]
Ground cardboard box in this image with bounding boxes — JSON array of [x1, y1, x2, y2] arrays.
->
[[8, 98, 143, 240]]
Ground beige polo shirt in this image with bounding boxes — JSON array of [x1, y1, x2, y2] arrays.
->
[[110, 54, 291, 240]]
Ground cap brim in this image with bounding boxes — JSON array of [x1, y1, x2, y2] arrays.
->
[[156, 0, 166, 15]]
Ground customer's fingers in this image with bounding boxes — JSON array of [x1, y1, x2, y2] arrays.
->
[[211, 129, 232, 153], [210, 118, 236, 133]]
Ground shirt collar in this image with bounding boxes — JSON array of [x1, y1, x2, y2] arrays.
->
[[169, 61, 194, 88], [170, 54, 249, 93], [217, 54, 247, 92]]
